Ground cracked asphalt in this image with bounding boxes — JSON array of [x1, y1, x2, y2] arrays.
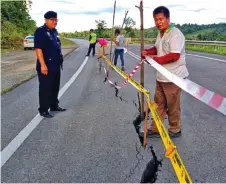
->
[[1, 39, 226, 183]]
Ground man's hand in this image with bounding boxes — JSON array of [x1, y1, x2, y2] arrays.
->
[[41, 64, 48, 75], [141, 50, 158, 60], [141, 50, 148, 57], [35, 49, 48, 74]]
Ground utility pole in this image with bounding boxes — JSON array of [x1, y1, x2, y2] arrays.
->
[[110, 0, 116, 62], [135, 0, 144, 118]]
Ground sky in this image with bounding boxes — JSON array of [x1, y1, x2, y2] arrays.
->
[[29, 0, 226, 32]]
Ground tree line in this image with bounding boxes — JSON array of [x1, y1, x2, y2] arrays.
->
[[1, 1, 37, 49], [1, 1, 225, 51], [62, 17, 226, 41]]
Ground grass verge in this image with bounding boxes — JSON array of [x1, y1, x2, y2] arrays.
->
[[1, 37, 76, 53], [1, 74, 37, 95], [60, 37, 77, 46], [130, 41, 226, 55], [185, 44, 226, 55], [1, 47, 20, 54], [1, 49, 11, 53], [131, 40, 155, 44]]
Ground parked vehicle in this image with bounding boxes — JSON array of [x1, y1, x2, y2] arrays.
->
[[24, 35, 34, 50]]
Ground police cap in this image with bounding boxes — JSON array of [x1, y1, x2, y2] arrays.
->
[[44, 11, 57, 19]]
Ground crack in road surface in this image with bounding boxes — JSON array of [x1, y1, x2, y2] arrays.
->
[[102, 70, 163, 183], [124, 144, 144, 181], [140, 146, 163, 183]]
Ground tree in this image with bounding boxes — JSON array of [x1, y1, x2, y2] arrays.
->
[[124, 17, 136, 38], [95, 19, 107, 37], [124, 17, 136, 28], [1, 0, 37, 49]]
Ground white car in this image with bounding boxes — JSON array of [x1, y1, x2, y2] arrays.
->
[[24, 35, 34, 50]]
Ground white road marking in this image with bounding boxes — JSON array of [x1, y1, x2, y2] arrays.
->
[[1, 56, 89, 168], [127, 51, 141, 60], [186, 53, 226, 63]]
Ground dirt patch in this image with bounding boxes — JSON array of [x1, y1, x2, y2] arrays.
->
[[1, 45, 78, 95]]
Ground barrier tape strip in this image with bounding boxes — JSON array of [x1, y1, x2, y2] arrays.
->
[[127, 50, 226, 116], [101, 55, 144, 89], [98, 48, 192, 183], [121, 60, 144, 87], [147, 98, 192, 184]]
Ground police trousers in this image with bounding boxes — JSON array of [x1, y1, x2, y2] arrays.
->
[[38, 71, 60, 113], [150, 81, 182, 133]]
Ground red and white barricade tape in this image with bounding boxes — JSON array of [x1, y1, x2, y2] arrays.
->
[[127, 50, 226, 116], [103, 59, 144, 89]]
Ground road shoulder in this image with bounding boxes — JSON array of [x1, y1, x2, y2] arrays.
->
[[1, 45, 78, 95]]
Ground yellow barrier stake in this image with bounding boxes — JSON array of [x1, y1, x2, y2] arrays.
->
[[98, 49, 192, 183]]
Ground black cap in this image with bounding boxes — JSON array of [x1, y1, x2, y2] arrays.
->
[[44, 11, 57, 19]]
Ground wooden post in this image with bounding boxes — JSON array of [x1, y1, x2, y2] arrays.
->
[[121, 10, 129, 29], [140, 0, 144, 118], [136, 0, 144, 118], [110, 0, 116, 62], [143, 100, 149, 147]]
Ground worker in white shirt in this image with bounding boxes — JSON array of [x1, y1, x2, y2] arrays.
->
[[112, 29, 125, 71], [141, 6, 189, 138]]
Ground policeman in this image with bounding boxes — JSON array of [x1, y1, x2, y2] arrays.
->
[[86, 29, 97, 56], [34, 11, 66, 118]]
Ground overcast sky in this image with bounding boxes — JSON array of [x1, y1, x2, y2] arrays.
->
[[29, 0, 226, 32]]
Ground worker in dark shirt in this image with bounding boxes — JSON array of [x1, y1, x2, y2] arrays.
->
[[34, 11, 66, 118]]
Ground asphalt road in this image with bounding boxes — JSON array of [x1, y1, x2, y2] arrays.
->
[[1, 39, 226, 183]]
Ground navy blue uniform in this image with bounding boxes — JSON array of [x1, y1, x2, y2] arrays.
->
[[34, 24, 63, 113]]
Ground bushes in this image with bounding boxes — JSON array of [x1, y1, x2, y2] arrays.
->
[[1, 21, 24, 49], [1, 1, 37, 51]]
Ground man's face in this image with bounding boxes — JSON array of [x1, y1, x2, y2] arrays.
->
[[45, 18, 58, 29], [154, 13, 170, 31]]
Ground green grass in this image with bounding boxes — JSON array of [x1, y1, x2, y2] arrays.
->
[[130, 40, 155, 44], [1, 37, 76, 54], [186, 44, 226, 55], [59, 37, 76, 46], [1, 48, 11, 53]]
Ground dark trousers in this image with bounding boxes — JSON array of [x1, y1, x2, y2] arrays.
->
[[38, 72, 61, 113], [114, 49, 124, 66], [87, 43, 96, 56]]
